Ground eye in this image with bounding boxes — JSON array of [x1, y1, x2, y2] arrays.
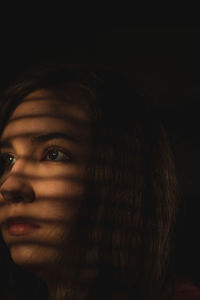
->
[[0, 153, 16, 175], [44, 148, 71, 162], [0, 153, 16, 168]]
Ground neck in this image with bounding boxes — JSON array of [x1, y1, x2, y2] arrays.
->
[[33, 261, 74, 300], [47, 283, 72, 300], [47, 281, 88, 300]]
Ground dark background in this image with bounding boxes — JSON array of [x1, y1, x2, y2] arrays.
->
[[0, 25, 200, 283]]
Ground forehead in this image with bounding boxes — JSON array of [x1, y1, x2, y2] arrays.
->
[[1, 89, 91, 141]]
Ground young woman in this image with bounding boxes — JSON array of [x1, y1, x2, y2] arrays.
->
[[0, 64, 187, 300]]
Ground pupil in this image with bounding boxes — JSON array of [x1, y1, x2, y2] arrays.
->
[[49, 150, 58, 160], [6, 154, 13, 166]]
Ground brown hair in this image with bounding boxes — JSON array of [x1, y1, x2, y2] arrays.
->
[[0, 64, 179, 300]]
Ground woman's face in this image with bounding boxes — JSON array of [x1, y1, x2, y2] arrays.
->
[[0, 89, 91, 273]]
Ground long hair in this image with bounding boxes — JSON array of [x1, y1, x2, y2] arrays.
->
[[0, 64, 179, 300]]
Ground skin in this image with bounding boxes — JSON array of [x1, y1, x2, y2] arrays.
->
[[0, 89, 91, 300]]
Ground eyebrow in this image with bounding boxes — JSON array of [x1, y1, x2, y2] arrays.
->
[[0, 132, 80, 149]]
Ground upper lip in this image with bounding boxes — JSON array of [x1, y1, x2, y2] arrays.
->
[[5, 216, 40, 228]]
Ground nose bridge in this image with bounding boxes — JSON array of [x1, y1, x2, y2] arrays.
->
[[11, 146, 37, 173]]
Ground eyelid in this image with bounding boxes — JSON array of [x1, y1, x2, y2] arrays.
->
[[0, 148, 15, 155], [0, 150, 16, 158]]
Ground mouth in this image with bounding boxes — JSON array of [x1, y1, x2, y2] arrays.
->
[[5, 217, 40, 236]]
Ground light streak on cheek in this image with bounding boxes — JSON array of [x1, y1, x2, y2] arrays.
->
[[30, 182, 84, 221], [34, 179, 86, 199]]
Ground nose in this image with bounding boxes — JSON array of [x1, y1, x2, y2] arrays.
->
[[0, 174, 35, 203]]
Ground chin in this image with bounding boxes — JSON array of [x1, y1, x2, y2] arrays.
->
[[9, 243, 59, 271]]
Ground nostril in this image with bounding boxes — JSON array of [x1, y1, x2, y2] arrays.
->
[[1, 190, 22, 203], [1, 190, 34, 203], [12, 194, 24, 203], [0, 175, 35, 203]]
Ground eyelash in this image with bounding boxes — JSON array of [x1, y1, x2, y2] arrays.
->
[[0, 145, 71, 171], [42, 145, 71, 162]]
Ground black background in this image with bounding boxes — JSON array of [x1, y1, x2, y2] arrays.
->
[[0, 25, 200, 283]]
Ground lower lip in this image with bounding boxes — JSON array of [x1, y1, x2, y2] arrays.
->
[[7, 223, 39, 236]]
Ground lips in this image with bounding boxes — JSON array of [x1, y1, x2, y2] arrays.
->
[[5, 217, 40, 236]]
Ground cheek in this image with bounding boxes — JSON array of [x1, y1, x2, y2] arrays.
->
[[32, 179, 85, 220], [36, 178, 85, 197]]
